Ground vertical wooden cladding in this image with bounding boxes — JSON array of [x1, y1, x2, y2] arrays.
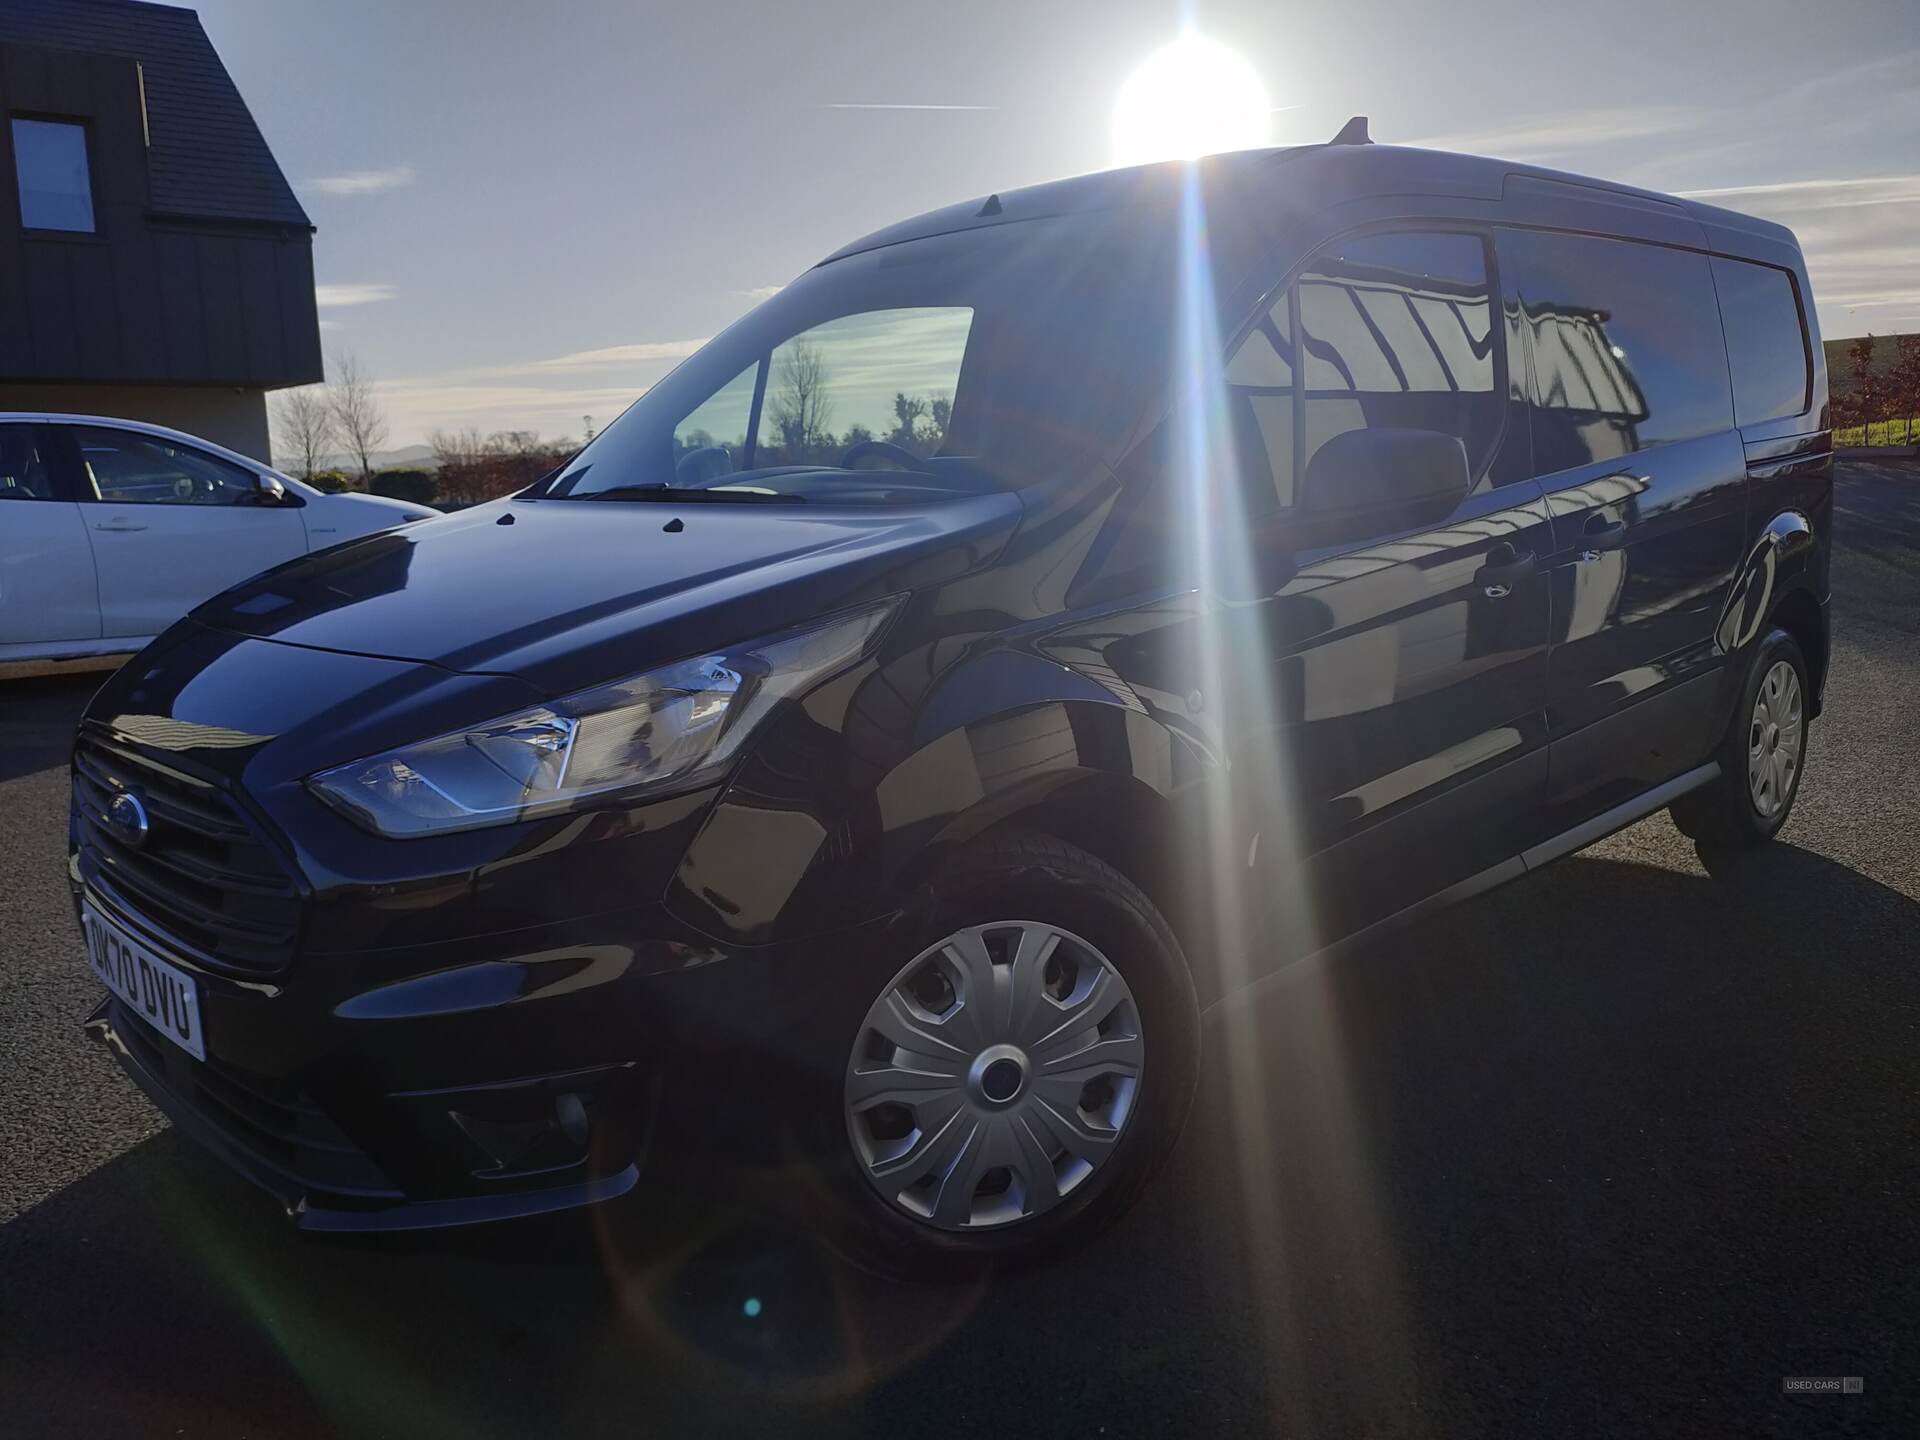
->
[[0, 38, 321, 389], [276, 239, 322, 382], [153, 227, 206, 379], [236, 234, 285, 381], [0, 43, 49, 380]]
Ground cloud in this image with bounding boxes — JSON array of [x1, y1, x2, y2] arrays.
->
[[819, 102, 996, 111], [525, 339, 708, 372], [366, 336, 718, 444], [1678, 174, 1920, 205], [314, 283, 395, 308], [375, 379, 651, 445], [1398, 52, 1920, 339], [1667, 174, 1920, 330], [1405, 106, 1692, 164], [308, 164, 416, 197]]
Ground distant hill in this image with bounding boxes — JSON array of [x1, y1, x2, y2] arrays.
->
[[1824, 334, 1911, 400], [312, 444, 439, 472]]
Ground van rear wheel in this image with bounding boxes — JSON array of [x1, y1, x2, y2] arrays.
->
[[1670, 626, 1810, 851]]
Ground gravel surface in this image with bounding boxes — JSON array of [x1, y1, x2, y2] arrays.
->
[[0, 680, 163, 1224], [1, 460, 1914, 1437]]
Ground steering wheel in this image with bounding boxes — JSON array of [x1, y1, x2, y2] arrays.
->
[[839, 439, 925, 471]]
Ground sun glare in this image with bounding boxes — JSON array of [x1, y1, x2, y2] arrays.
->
[[1111, 30, 1271, 168]]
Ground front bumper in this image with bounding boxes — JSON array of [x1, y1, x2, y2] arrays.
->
[[85, 996, 641, 1232], [72, 876, 880, 1232]]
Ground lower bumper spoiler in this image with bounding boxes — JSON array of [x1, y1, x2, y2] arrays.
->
[[84, 999, 639, 1233]]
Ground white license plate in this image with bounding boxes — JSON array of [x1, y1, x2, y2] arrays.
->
[[82, 901, 206, 1062]]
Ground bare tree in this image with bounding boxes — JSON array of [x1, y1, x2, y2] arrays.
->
[[766, 340, 833, 458], [430, 426, 487, 503], [430, 427, 486, 462], [328, 350, 389, 484], [430, 426, 569, 505], [271, 384, 335, 479]]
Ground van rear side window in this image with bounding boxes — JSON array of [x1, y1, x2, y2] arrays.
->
[[1500, 230, 1733, 474], [1712, 258, 1812, 426]]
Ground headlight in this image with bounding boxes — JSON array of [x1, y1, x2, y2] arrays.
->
[[307, 598, 898, 838]]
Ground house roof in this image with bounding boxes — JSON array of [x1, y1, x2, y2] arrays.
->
[[0, 0, 309, 228]]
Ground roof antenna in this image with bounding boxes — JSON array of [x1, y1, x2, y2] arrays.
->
[[1330, 115, 1371, 146], [976, 192, 1003, 217]]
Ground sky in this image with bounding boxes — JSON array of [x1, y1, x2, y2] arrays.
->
[[184, 0, 1920, 450]]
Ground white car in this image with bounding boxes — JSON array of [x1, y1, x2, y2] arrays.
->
[[0, 413, 437, 668]]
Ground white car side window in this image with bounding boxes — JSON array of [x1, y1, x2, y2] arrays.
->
[[0, 424, 58, 500], [73, 427, 259, 507]]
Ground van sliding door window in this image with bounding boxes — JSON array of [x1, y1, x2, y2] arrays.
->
[[1500, 232, 1733, 474]]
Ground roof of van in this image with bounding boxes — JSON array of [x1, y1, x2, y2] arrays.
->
[[818, 143, 1801, 271]]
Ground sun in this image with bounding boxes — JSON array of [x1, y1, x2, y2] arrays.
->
[[1111, 30, 1272, 168]]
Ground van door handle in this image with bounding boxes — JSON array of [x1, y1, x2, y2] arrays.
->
[[93, 519, 147, 533], [1474, 543, 1536, 598], [1581, 515, 1629, 554]]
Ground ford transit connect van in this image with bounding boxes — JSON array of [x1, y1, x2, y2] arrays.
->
[[71, 136, 1831, 1271]]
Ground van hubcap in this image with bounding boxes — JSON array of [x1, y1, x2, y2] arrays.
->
[[1748, 660, 1803, 819], [844, 921, 1144, 1232]]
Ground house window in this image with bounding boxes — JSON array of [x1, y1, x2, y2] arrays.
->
[[12, 118, 96, 233]]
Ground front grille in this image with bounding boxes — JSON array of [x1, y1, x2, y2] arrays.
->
[[73, 735, 303, 975]]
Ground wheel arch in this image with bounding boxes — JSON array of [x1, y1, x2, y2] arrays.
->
[[1767, 585, 1827, 718], [1715, 507, 1827, 720], [908, 764, 1224, 1002], [666, 689, 1219, 961]]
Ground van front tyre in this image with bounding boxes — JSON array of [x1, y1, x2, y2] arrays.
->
[[1670, 626, 1810, 851], [816, 830, 1199, 1278]]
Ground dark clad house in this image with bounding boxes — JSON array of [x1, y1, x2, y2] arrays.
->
[[0, 0, 320, 461]]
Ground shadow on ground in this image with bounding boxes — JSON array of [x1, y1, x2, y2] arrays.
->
[[0, 673, 100, 784], [1, 841, 1912, 1437]]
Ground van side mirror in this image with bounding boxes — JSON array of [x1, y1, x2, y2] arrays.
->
[[1300, 427, 1471, 529]]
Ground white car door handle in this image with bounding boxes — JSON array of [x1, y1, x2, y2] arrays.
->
[[93, 520, 147, 533]]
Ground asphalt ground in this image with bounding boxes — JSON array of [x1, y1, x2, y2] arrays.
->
[[1, 460, 1915, 1437]]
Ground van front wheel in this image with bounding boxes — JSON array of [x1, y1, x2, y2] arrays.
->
[[822, 831, 1199, 1276]]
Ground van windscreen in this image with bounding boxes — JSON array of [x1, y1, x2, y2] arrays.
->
[[547, 214, 1182, 503]]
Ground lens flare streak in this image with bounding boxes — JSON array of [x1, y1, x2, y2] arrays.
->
[[1168, 162, 1421, 1429]]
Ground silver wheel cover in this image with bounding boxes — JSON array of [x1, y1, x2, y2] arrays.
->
[[844, 921, 1145, 1232], [1748, 659, 1804, 819]]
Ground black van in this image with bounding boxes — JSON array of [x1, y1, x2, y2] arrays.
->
[[72, 134, 1831, 1270]]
